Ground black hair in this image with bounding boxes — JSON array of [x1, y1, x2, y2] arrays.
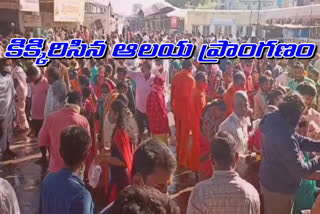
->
[[47, 67, 60, 81], [26, 65, 40, 78], [197, 64, 206, 72], [79, 75, 90, 87], [112, 185, 180, 214], [293, 62, 305, 70], [296, 82, 317, 97], [211, 131, 237, 168], [111, 100, 138, 145], [117, 66, 128, 75], [278, 93, 306, 128], [259, 75, 269, 85], [105, 64, 113, 75], [267, 89, 284, 105], [132, 138, 176, 179], [66, 91, 82, 106], [83, 68, 91, 78], [60, 126, 91, 167], [116, 81, 128, 91], [82, 87, 91, 99], [116, 93, 129, 107], [233, 71, 246, 85], [182, 60, 192, 70], [195, 71, 206, 82]]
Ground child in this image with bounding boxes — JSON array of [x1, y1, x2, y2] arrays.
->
[[26, 65, 49, 162]]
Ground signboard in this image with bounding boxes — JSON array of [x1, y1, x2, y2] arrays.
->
[[210, 18, 235, 26], [20, 0, 39, 12], [23, 14, 41, 27], [0, 0, 19, 10], [85, 0, 109, 6], [170, 17, 178, 29], [54, 0, 85, 22]]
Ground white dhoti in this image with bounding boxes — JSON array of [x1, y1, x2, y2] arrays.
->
[[0, 112, 13, 152], [0, 73, 15, 152]]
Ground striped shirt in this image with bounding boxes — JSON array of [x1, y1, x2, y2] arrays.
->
[[187, 171, 260, 214]]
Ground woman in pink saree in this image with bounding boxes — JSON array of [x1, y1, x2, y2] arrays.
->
[[199, 100, 226, 180]]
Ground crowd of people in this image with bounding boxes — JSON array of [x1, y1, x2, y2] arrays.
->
[[2, 26, 320, 214]]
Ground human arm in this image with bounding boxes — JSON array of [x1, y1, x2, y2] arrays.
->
[[126, 69, 140, 81], [38, 119, 51, 147], [297, 134, 320, 152], [95, 151, 126, 167], [253, 95, 262, 119], [281, 134, 320, 179]]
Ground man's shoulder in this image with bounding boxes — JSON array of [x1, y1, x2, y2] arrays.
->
[[42, 171, 61, 187], [191, 178, 213, 198], [219, 115, 233, 129]]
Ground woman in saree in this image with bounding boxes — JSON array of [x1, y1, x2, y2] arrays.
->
[[81, 87, 97, 182], [199, 100, 226, 180], [96, 99, 138, 204]]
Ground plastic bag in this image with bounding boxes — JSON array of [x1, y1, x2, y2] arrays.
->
[[88, 163, 102, 188]]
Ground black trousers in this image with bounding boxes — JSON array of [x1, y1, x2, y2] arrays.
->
[[135, 110, 150, 136], [32, 119, 43, 137]]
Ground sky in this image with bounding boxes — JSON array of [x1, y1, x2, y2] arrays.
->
[[109, 0, 164, 16]]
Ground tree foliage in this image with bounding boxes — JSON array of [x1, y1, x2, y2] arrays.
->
[[166, 0, 202, 8]]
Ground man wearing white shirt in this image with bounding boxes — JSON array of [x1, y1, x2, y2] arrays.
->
[[152, 59, 169, 91], [127, 61, 155, 141], [219, 91, 251, 177]]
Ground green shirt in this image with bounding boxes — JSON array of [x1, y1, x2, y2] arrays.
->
[[288, 77, 315, 91], [294, 152, 316, 214]]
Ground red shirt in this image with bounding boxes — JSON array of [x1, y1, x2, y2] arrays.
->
[[38, 107, 90, 172], [31, 75, 49, 120], [146, 87, 170, 135]]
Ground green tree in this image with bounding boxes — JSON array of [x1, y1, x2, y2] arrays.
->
[[166, 0, 201, 8]]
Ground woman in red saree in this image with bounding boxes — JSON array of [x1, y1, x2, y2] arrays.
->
[[96, 99, 138, 204], [81, 87, 97, 182]]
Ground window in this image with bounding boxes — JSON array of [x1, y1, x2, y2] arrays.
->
[[215, 25, 222, 35], [192, 25, 200, 35], [203, 25, 210, 36], [225, 26, 232, 35], [85, 3, 104, 14]]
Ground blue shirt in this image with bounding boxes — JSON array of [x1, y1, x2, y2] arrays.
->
[[259, 112, 320, 195], [40, 168, 94, 214]]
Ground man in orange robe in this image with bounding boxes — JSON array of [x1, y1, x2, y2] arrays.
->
[[223, 71, 247, 116], [171, 60, 195, 167], [187, 72, 207, 172]]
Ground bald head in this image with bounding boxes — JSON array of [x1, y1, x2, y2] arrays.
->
[[233, 91, 249, 118]]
